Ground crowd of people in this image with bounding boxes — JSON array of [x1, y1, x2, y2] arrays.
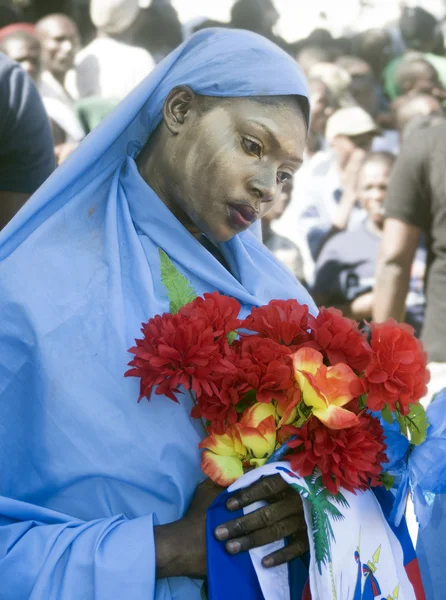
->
[[0, 1, 445, 598]]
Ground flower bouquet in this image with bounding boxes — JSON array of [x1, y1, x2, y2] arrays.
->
[[125, 250, 431, 599]]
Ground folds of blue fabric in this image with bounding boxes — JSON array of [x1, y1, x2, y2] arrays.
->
[[206, 490, 309, 600], [0, 497, 156, 600]]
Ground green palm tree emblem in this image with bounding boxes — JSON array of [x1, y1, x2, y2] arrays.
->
[[291, 473, 349, 575]]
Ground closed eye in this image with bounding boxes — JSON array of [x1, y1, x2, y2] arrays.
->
[[242, 137, 262, 158]]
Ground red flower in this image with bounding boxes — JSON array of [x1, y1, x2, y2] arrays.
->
[[179, 292, 242, 337], [125, 311, 236, 403], [192, 367, 255, 434], [365, 320, 430, 415], [237, 337, 295, 403], [282, 412, 388, 494], [241, 299, 311, 348], [309, 307, 372, 372]]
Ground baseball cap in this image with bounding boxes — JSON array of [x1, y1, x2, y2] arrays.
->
[[325, 106, 380, 142]]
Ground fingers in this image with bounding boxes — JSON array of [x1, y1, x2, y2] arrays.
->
[[224, 516, 305, 556], [215, 495, 303, 541], [225, 474, 292, 511], [262, 536, 310, 568]]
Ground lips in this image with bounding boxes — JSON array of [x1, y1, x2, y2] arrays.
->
[[228, 203, 259, 224]]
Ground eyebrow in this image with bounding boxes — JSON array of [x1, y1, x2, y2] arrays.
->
[[247, 120, 303, 164]]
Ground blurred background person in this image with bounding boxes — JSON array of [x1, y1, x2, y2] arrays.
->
[[312, 151, 425, 330], [351, 28, 394, 82], [305, 76, 338, 156], [275, 105, 380, 283], [308, 62, 355, 108], [392, 92, 445, 138], [296, 43, 339, 76], [36, 13, 85, 147], [229, 0, 290, 52], [374, 121, 446, 408], [0, 52, 55, 228], [0, 27, 40, 81], [75, 0, 155, 101], [261, 180, 305, 284], [393, 56, 445, 99], [384, 6, 446, 100], [134, 0, 183, 64]]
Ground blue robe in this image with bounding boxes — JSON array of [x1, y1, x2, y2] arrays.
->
[[0, 29, 314, 599]]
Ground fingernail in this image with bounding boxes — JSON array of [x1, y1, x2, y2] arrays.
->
[[214, 526, 229, 541], [262, 557, 274, 568], [226, 497, 239, 510], [226, 541, 241, 554]]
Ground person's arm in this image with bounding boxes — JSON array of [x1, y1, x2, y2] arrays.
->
[[0, 476, 307, 596], [332, 148, 367, 231], [337, 291, 375, 320], [373, 218, 421, 322], [373, 128, 428, 323], [313, 149, 367, 258], [0, 498, 158, 598]]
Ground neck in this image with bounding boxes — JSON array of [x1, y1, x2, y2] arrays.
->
[[261, 219, 272, 242], [366, 219, 382, 237], [136, 134, 203, 241], [50, 70, 66, 86]]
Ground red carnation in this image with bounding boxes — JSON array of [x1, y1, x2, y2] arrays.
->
[[237, 336, 295, 403], [125, 311, 236, 403], [309, 307, 372, 372], [365, 320, 430, 415], [179, 292, 242, 337], [241, 299, 311, 348], [282, 412, 388, 494], [191, 367, 256, 434]]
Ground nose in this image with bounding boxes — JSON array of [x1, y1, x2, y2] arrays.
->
[[247, 171, 277, 204]]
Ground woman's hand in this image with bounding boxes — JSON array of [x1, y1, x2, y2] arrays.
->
[[214, 474, 308, 568], [154, 475, 308, 580]]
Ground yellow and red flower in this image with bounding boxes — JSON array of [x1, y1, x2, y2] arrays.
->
[[292, 347, 361, 430], [199, 403, 278, 486]]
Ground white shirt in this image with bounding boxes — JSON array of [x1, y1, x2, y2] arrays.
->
[[75, 37, 155, 101], [39, 70, 85, 143], [273, 150, 366, 284]]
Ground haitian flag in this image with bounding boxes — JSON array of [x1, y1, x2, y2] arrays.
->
[[206, 464, 425, 600]]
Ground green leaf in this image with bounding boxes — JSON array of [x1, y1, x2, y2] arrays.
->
[[381, 404, 394, 425], [405, 403, 429, 446], [227, 330, 238, 345], [358, 393, 367, 411], [395, 409, 408, 437], [379, 472, 395, 491], [159, 249, 198, 314]]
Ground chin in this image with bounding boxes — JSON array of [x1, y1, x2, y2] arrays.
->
[[199, 218, 234, 243]]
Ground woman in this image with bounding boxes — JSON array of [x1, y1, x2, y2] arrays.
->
[[0, 29, 315, 598]]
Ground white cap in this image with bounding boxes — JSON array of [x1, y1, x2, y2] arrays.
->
[[326, 106, 380, 142], [90, 0, 140, 35]]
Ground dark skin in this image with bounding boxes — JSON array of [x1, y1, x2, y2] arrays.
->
[[137, 87, 308, 578], [0, 35, 41, 82], [137, 87, 307, 243], [36, 14, 79, 84]]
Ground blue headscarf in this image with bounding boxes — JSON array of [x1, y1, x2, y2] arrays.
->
[[0, 29, 314, 600]]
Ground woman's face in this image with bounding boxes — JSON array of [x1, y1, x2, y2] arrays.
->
[[158, 94, 307, 243]]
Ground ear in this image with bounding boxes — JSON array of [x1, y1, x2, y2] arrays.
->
[[163, 85, 197, 135]]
